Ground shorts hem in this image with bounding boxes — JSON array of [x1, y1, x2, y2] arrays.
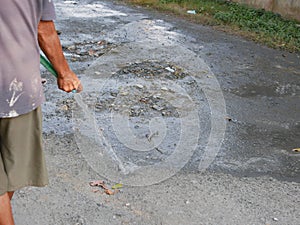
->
[[0, 182, 49, 196]]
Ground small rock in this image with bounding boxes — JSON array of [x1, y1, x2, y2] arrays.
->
[[120, 91, 129, 96], [152, 105, 164, 111], [161, 87, 168, 91], [67, 45, 76, 50], [165, 67, 175, 73], [273, 218, 279, 221], [60, 105, 69, 111], [135, 84, 144, 89]]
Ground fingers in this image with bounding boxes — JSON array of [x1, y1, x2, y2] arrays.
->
[[57, 75, 83, 93], [71, 82, 83, 93]]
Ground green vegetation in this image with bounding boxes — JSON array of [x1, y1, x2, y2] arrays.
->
[[124, 0, 300, 52]]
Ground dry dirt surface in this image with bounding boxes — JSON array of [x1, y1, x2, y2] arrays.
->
[[13, 0, 300, 224]]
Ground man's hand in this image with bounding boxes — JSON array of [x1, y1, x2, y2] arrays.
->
[[57, 70, 83, 93], [38, 21, 82, 93]]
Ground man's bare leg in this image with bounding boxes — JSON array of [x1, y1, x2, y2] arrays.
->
[[8, 192, 14, 200], [0, 192, 14, 225]]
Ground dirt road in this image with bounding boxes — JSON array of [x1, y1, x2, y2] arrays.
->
[[13, 0, 300, 224]]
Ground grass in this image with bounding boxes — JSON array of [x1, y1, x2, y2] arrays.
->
[[121, 0, 300, 52]]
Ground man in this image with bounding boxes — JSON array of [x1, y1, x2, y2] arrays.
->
[[0, 1, 82, 224]]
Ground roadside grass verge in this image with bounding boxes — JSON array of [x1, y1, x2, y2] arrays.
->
[[122, 0, 300, 52]]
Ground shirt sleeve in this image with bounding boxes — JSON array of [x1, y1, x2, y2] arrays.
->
[[41, 0, 56, 21]]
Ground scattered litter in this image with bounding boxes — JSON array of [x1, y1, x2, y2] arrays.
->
[[41, 78, 47, 84], [292, 148, 300, 152], [165, 67, 175, 73], [89, 180, 120, 195], [146, 131, 159, 142], [225, 117, 232, 122], [225, 117, 238, 123], [89, 180, 107, 189], [104, 189, 116, 195], [187, 10, 196, 15], [112, 183, 123, 189], [155, 147, 163, 154]]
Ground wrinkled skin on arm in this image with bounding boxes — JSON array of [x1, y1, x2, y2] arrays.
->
[[38, 21, 82, 93]]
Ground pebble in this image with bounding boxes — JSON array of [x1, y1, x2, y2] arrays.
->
[[153, 94, 161, 99], [135, 84, 144, 89], [67, 45, 76, 50], [60, 105, 69, 111], [161, 87, 168, 91], [120, 91, 129, 96], [165, 67, 175, 73], [152, 105, 164, 111]]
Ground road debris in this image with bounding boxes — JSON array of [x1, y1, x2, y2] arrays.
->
[[292, 148, 300, 152], [155, 147, 163, 154], [134, 84, 144, 89], [165, 66, 175, 73], [89, 180, 120, 195], [62, 40, 116, 62], [146, 131, 159, 142], [187, 10, 196, 14], [112, 183, 123, 189]]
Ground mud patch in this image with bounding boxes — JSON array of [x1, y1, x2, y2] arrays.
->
[[62, 40, 117, 62], [95, 60, 193, 118]]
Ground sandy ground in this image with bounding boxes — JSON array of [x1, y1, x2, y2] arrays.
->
[[12, 0, 299, 224]]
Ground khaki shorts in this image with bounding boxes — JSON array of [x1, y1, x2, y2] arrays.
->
[[0, 107, 48, 196]]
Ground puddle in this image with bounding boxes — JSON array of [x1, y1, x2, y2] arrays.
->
[[230, 83, 300, 97], [56, 1, 127, 18]]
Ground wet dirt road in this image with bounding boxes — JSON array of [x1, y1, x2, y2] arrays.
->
[[13, 0, 299, 224]]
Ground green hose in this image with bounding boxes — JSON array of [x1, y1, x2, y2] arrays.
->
[[40, 54, 57, 78], [40, 53, 77, 93]]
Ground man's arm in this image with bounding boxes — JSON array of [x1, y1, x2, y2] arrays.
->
[[38, 21, 82, 93]]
